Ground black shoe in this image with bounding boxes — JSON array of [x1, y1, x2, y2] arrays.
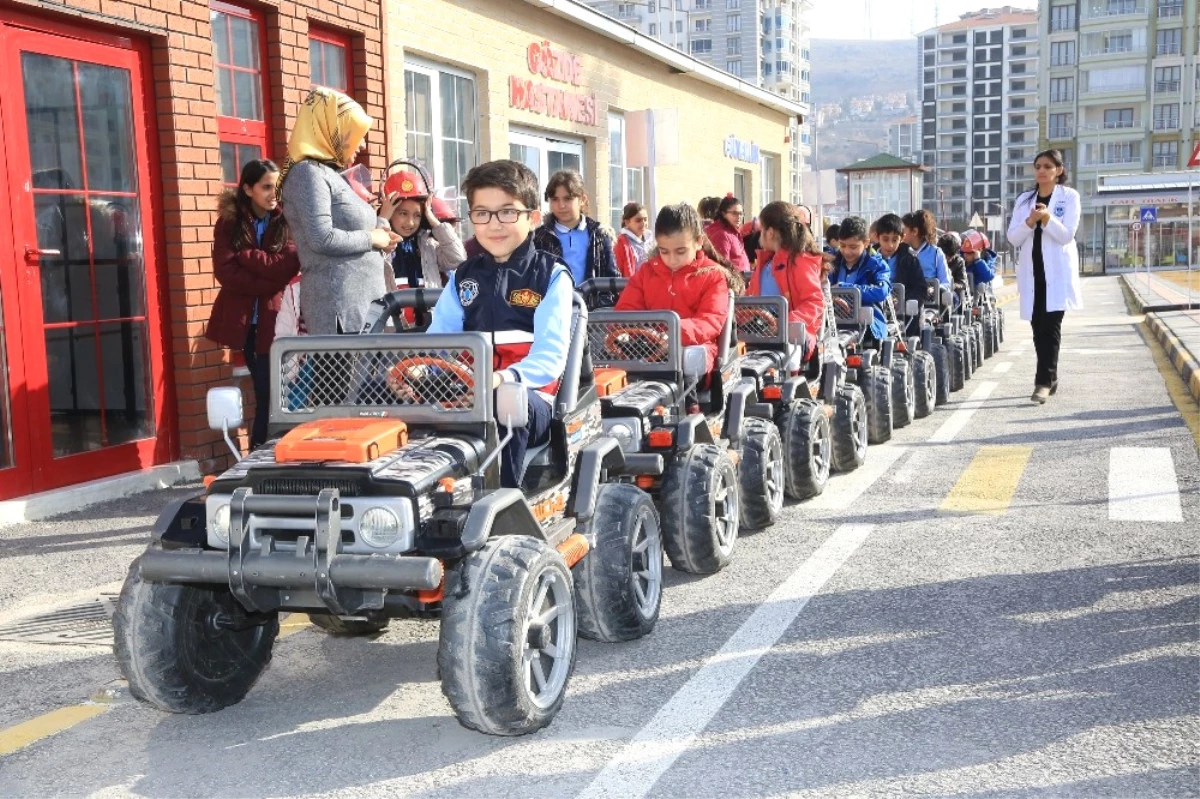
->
[[1049, 381, 1058, 396]]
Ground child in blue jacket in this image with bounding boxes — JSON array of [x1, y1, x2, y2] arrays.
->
[[902, 209, 951, 293], [831, 216, 891, 341], [960, 230, 997, 293]]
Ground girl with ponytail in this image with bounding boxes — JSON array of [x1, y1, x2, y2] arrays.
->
[[746, 201, 826, 362]]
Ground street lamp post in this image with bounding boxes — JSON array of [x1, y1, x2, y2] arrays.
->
[[937, 186, 946, 226]]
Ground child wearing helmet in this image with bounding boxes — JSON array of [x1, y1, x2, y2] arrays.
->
[[379, 168, 467, 290], [960, 230, 998, 293]]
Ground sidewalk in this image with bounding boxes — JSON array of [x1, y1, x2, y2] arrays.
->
[[1122, 271, 1200, 403]]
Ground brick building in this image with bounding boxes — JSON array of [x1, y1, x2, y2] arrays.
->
[[0, 0, 803, 500]]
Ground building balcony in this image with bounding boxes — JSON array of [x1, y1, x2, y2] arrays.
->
[[1081, 2, 1148, 23], [1047, 125, 1075, 139], [1049, 92, 1076, 104], [1079, 82, 1149, 99], [1155, 80, 1182, 93], [1080, 44, 1147, 59], [1158, 2, 1183, 18], [1080, 153, 1143, 167], [1155, 44, 1183, 57], [1153, 155, 1179, 169], [1152, 118, 1181, 131], [1049, 57, 1078, 68]]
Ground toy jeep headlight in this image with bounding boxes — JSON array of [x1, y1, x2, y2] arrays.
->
[[603, 418, 643, 452], [359, 506, 402, 548], [209, 503, 231, 544]]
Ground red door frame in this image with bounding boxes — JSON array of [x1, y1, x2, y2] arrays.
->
[[0, 11, 173, 496], [308, 25, 355, 97]]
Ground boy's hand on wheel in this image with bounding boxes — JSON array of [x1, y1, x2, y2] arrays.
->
[[833, 297, 851, 313]]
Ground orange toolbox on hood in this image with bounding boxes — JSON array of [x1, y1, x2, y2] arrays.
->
[[275, 418, 409, 464]]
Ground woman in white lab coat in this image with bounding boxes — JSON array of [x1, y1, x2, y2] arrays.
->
[[1007, 149, 1082, 404]]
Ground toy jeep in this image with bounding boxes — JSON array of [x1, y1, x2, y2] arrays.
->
[[113, 294, 663, 736], [887, 283, 939, 421], [830, 286, 896, 445], [922, 278, 971, 396]]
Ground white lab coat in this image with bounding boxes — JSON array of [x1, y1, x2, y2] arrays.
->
[[1007, 185, 1083, 321]]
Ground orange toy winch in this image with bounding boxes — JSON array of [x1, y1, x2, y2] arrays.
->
[[275, 418, 409, 464]]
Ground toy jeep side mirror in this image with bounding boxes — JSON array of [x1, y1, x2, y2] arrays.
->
[[683, 345, 708, 380], [207, 387, 244, 461], [494, 382, 529, 429], [858, 307, 874, 326], [906, 299, 919, 317]]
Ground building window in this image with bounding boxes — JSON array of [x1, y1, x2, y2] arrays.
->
[[726, 59, 740, 76], [648, 0, 655, 10], [1012, 27, 1027, 38], [694, 0, 711, 8], [694, 18, 711, 32], [690, 39, 712, 54], [760, 153, 776, 207], [1011, 45, 1026, 56], [952, 33, 966, 44], [309, 28, 352, 94], [1048, 112, 1073, 138], [616, 3, 635, 16], [952, 135, 966, 146], [727, 37, 741, 55], [1050, 4, 1076, 32], [649, 23, 658, 35], [1049, 76, 1074, 103], [607, 114, 644, 231], [1010, 114, 1026, 126], [403, 60, 478, 220], [1103, 108, 1135, 128], [1159, 0, 1183, 16], [1156, 27, 1182, 55], [1155, 65, 1182, 91], [1086, 65, 1143, 92], [1011, 80, 1026, 91], [975, 31, 987, 45], [1153, 140, 1179, 167], [727, 0, 740, 7], [1010, 131, 1026, 144], [675, 20, 684, 32], [212, 2, 268, 185], [1050, 40, 1076, 66], [1153, 103, 1180, 130], [727, 13, 740, 31], [1011, 63, 1026, 74], [1012, 98, 1026, 108]]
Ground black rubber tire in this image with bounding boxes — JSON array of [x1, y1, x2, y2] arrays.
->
[[950, 336, 967, 392], [929, 342, 952, 406], [982, 317, 996, 358], [890, 357, 915, 429], [439, 536, 577, 736], [961, 329, 975, 380], [574, 483, 662, 643], [912, 351, 937, 419], [737, 418, 785, 531], [308, 614, 389, 635], [997, 307, 1006, 342], [113, 556, 278, 714], [779, 399, 831, 500], [862, 365, 893, 444], [831, 383, 868, 473], [973, 323, 986, 362], [992, 312, 1002, 354], [660, 444, 740, 574]]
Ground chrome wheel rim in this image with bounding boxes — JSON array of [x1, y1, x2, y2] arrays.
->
[[765, 433, 785, 512], [521, 568, 575, 710], [631, 512, 663, 621], [853, 395, 868, 457], [812, 415, 832, 481], [713, 468, 739, 556]]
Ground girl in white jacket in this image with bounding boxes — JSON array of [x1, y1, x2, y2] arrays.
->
[[1006, 149, 1082, 404]]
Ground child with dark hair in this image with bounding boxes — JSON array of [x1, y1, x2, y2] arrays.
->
[[616, 203, 732, 374], [424, 159, 573, 488], [614, 202, 651, 277], [704, 195, 752, 274], [937, 232, 969, 296], [823, 222, 841, 257], [875, 212, 931, 321], [901, 209, 951, 292], [698, 196, 722, 221], [532, 169, 618, 284], [747, 201, 825, 362], [830, 216, 891, 341]]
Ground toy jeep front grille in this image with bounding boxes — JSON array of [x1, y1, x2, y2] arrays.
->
[[734, 297, 789, 345], [269, 333, 495, 426], [257, 477, 362, 497], [587, 311, 682, 374]]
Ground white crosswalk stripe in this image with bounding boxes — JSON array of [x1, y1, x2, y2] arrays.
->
[[1108, 447, 1183, 522]]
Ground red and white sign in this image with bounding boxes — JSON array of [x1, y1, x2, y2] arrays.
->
[[1188, 141, 1200, 168], [510, 40, 599, 127]]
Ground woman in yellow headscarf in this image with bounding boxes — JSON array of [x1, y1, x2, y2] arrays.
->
[[280, 87, 399, 336]]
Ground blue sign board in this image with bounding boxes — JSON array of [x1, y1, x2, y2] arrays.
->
[[724, 135, 761, 164], [1139, 207, 1158, 223]]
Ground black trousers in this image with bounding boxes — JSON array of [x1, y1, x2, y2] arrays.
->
[[1030, 263, 1064, 388], [500, 388, 553, 488], [243, 324, 272, 448]]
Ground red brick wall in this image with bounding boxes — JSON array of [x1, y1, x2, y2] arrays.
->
[[11, 0, 386, 475]]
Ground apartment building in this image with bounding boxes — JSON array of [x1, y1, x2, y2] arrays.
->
[[888, 117, 921, 160], [917, 7, 1039, 244], [1039, 0, 1198, 272], [589, 0, 813, 204]]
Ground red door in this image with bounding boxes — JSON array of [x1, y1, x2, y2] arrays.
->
[[0, 16, 170, 499]]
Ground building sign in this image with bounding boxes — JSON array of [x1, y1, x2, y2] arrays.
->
[[724, 134, 761, 163], [510, 41, 598, 126], [1094, 193, 1189, 207]]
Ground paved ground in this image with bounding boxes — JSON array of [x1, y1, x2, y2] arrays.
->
[[0, 275, 1196, 798]]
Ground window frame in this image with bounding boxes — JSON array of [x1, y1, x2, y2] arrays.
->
[[402, 57, 479, 219], [211, 1, 271, 185], [308, 25, 354, 96]]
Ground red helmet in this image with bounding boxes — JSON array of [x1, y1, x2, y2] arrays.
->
[[428, 196, 458, 223], [961, 230, 990, 254], [382, 169, 427, 200]]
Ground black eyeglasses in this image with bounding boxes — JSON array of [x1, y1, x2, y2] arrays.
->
[[469, 208, 533, 225]]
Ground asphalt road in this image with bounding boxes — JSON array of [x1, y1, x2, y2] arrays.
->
[[0, 275, 1196, 798]]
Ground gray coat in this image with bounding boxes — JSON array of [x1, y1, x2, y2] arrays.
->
[[387, 223, 467, 288], [281, 159, 390, 335]]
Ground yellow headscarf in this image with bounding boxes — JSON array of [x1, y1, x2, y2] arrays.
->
[[277, 87, 372, 197]]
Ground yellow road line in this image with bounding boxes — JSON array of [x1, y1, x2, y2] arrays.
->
[[940, 445, 1033, 515], [277, 612, 311, 639], [1140, 321, 1200, 451], [0, 704, 108, 757]]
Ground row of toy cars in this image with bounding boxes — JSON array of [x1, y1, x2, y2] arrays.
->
[[109, 264, 1003, 738]]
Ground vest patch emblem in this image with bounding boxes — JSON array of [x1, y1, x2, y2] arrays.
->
[[459, 279, 480, 307], [1054, 204, 1065, 218], [508, 288, 543, 308]]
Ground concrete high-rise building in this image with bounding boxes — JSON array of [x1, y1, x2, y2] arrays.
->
[[917, 7, 1039, 244], [888, 116, 921, 160], [1039, 0, 1198, 272], [588, 0, 813, 205]]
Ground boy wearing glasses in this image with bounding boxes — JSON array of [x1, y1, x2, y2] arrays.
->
[[425, 160, 572, 488]]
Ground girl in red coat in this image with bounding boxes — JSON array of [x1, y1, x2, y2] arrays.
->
[[747, 201, 826, 365], [616, 203, 731, 374], [205, 159, 299, 448], [703, 194, 751, 276]]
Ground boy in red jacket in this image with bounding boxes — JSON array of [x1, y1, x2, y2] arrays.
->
[[746, 201, 825, 364], [616, 203, 731, 374]]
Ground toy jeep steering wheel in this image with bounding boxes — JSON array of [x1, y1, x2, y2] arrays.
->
[[386, 356, 475, 407], [604, 326, 669, 361]]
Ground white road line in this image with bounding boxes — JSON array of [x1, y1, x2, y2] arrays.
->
[[928, 381, 999, 443], [993, 361, 1013, 374], [576, 524, 876, 799], [888, 449, 924, 484], [1108, 447, 1183, 522], [804, 446, 907, 510]]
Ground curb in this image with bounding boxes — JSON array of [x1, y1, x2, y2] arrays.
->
[[1144, 313, 1200, 404], [1120, 273, 1199, 313]]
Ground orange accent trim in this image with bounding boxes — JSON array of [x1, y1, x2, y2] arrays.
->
[[736, 341, 747, 356], [275, 419, 409, 464], [636, 475, 656, 488], [438, 477, 456, 492], [762, 385, 782, 400], [846, 355, 863, 368], [647, 429, 674, 448], [417, 573, 445, 604], [203, 475, 217, 489], [593, 367, 629, 397], [532, 493, 568, 522], [896, 341, 908, 353], [557, 533, 590, 569]]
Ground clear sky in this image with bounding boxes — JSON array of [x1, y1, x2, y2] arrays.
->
[[809, 0, 1037, 40]]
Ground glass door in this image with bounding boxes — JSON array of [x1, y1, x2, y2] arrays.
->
[[508, 129, 584, 212], [1, 21, 168, 495]]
